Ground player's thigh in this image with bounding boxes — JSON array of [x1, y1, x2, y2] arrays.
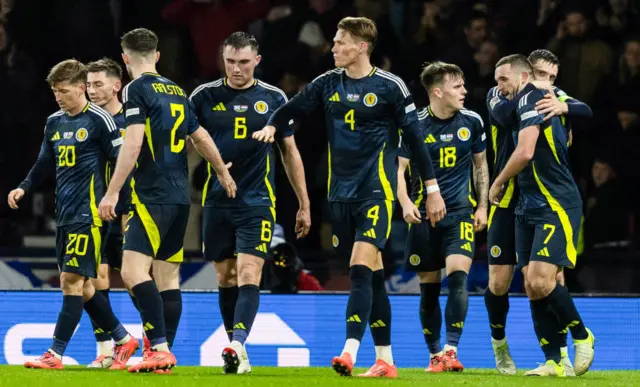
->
[[234, 206, 275, 262], [403, 222, 439, 273], [515, 214, 535, 271], [57, 223, 102, 279], [123, 204, 156, 259], [156, 204, 191, 263], [328, 202, 355, 260], [353, 199, 395, 252], [443, 212, 475, 274], [529, 208, 582, 269], [202, 207, 235, 263], [487, 206, 516, 265]]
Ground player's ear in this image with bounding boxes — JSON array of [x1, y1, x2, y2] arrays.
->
[[114, 79, 122, 93], [155, 51, 160, 63], [121, 53, 129, 66], [255, 54, 262, 66]]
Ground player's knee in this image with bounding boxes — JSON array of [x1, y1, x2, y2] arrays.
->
[[418, 271, 441, 283], [82, 280, 96, 301], [93, 264, 110, 290], [237, 258, 264, 286], [527, 275, 554, 297], [489, 275, 510, 296], [216, 269, 237, 287], [60, 272, 85, 295], [152, 261, 180, 292]]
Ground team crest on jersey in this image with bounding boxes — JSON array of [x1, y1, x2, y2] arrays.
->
[[254, 101, 268, 114], [490, 245, 502, 258], [347, 94, 360, 102], [409, 254, 421, 266], [363, 93, 378, 107], [332, 235, 339, 248], [234, 105, 248, 113], [457, 127, 471, 141], [75, 128, 88, 142], [440, 134, 454, 142]]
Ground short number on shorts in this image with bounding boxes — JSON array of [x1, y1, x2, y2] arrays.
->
[[170, 103, 185, 153], [261, 220, 272, 242], [367, 205, 380, 226], [439, 146, 456, 168], [460, 222, 474, 242], [66, 233, 89, 256], [58, 145, 76, 167], [344, 109, 355, 131], [543, 224, 556, 244], [234, 117, 247, 139]]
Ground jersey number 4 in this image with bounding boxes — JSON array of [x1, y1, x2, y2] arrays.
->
[[170, 103, 185, 153]]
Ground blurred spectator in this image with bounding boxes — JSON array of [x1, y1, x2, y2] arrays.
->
[[162, 0, 270, 79], [547, 8, 614, 105], [595, 0, 640, 47], [466, 40, 499, 121], [441, 10, 489, 77], [584, 157, 630, 250], [0, 0, 12, 18], [353, 0, 401, 72]]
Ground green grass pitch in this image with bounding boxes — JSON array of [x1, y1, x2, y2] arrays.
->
[[3, 366, 640, 387]]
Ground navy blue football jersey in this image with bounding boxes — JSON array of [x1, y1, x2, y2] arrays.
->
[[268, 67, 431, 202], [190, 78, 293, 208], [103, 108, 131, 215], [19, 102, 122, 226], [400, 107, 486, 214], [122, 72, 199, 205], [515, 84, 582, 213]]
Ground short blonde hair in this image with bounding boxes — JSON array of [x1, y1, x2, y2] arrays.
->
[[337, 17, 377, 55], [47, 59, 87, 87]]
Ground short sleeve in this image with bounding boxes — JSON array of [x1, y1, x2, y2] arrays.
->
[[95, 110, 122, 161], [398, 135, 411, 159], [122, 81, 148, 126], [388, 75, 418, 129], [469, 113, 486, 153], [274, 92, 294, 141], [186, 99, 199, 135]]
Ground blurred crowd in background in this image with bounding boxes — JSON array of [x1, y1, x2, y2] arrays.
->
[[1, 0, 639, 292]]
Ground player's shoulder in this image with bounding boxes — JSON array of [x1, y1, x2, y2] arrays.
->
[[310, 67, 345, 84], [552, 86, 569, 98], [517, 86, 544, 108], [372, 68, 410, 98], [46, 109, 65, 125], [486, 86, 502, 106], [256, 79, 288, 102], [459, 108, 484, 128], [189, 78, 224, 100], [417, 107, 429, 121], [86, 103, 118, 132]]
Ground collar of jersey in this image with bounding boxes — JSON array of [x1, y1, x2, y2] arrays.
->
[[223, 77, 258, 91], [426, 105, 456, 123]]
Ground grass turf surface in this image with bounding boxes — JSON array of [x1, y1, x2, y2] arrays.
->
[[3, 366, 640, 387]]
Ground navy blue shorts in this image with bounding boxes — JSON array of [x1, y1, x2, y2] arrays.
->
[[202, 206, 276, 262], [123, 204, 189, 262], [487, 205, 516, 265], [328, 199, 395, 260], [100, 215, 124, 270], [56, 223, 102, 278], [404, 211, 475, 272], [515, 207, 582, 270]]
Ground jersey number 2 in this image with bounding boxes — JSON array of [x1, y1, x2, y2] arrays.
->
[[170, 103, 185, 153]]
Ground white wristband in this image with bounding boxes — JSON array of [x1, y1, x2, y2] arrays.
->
[[426, 184, 440, 194]]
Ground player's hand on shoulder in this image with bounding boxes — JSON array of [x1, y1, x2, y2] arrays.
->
[[425, 189, 446, 227], [489, 182, 505, 206], [7, 188, 25, 209], [252, 125, 276, 143], [473, 206, 488, 232], [98, 192, 118, 221], [217, 162, 237, 198], [401, 201, 422, 224], [535, 93, 568, 121]]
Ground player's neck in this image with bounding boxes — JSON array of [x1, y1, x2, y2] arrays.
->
[[131, 65, 158, 79], [103, 98, 123, 116], [344, 58, 373, 79], [429, 102, 456, 120], [67, 96, 89, 117]]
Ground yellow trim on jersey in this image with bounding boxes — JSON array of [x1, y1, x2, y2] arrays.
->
[[91, 225, 102, 271], [130, 177, 140, 204], [89, 174, 102, 227], [82, 102, 91, 113], [368, 67, 377, 77], [532, 162, 577, 267], [270, 207, 276, 223], [166, 248, 184, 263], [136, 203, 161, 257], [327, 144, 332, 199], [202, 163, 212, 206], [378, 143, 394, 201], [543, 126, 561, 164], [265, 153, 276, 208], [491, 125, 498, 164], [498, 178, 515, 208], [144, 118, 156, 161], [468, 178, 477, 207], [385, 200, 393, 239], [142, 72, 160, 76], [488, 205, 497, 230]]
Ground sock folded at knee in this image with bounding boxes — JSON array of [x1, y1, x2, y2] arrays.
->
[[484, 287, 509, 341], [419, 282, 442, 355], [232, 284, 260, 345], [160, 289, 182, 349], [445, 271, 468, 348], [345, 265, 373, 343]]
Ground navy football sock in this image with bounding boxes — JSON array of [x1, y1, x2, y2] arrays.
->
[[445, 271, 469, 347], [88, 289, 111, 342], [345, 265, 373, 342], [232, 285, 260, 345], [219, 285, 239, 342], [420, 282, 442, 354], [160, 289, 182, 349], [84, 290, 128, 342], [530, 298, 561, 363], [369, 269, 391, 346], [132, 280, 167, 346], [50, 295, 84, 356], [546, 283, 588, 341], [484, 287, 509, 340]]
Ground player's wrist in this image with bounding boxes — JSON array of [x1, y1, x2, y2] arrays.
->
[[425, 184, 440, 195]]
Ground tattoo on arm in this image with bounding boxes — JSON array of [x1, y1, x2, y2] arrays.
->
[[473, 153, 489, 208]]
